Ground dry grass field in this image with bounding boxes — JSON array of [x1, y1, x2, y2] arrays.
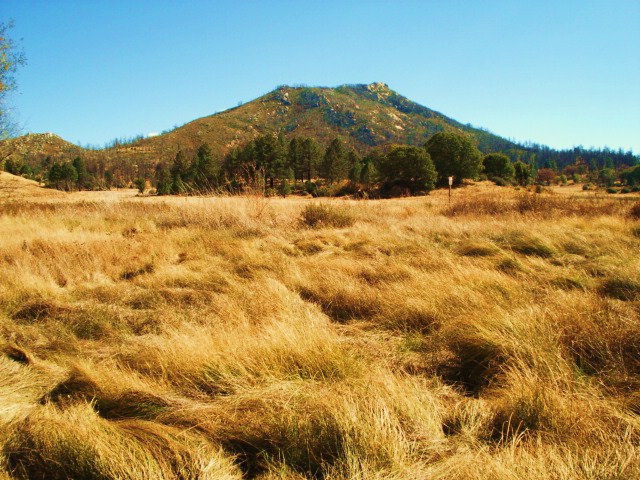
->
[[0, 171, 639, 479]]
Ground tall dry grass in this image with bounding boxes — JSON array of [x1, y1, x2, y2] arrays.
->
[[0, 181, 638, 478]]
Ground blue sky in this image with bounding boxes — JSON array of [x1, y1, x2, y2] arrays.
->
[[2, 0, 639, 152]]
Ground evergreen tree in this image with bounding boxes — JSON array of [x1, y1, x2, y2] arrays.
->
[[193, 143, 219, 191], [514, 161, 532, 186], [482, 153, 515, 180], [543, 158, 558, 171], [60, 162, 78, 191], [620, 165, 640, 186], [72, 157, 91, 190], [171, 150, 190, 178], [155, 166, 172, 195], [424, 132, 482, 186], [320, 138, 349, 183], [377, 145, 436, 194], [172, 174, 188, 194], [47, 163, 63, 189], [360, 154, 379, 190], [271, 132, 290, 188], [347, 150, 362, 183], [301, 137, 321, 182], [288, 137, 304, 183], [253, 134, 277, 188], [170, 150, 191, 193]]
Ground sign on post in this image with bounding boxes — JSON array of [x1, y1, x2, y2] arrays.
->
[[448, 176, 453, 204]]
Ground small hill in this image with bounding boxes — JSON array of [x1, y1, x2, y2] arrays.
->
[[0, 132, 84, 162]]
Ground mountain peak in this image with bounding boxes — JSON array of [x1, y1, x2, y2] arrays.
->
[[366, 82, 390, 92]]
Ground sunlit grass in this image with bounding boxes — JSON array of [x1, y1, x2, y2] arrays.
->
[[0, 180, 638, 478]]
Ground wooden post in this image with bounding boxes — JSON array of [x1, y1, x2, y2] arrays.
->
[[448, 176, 453, 204]]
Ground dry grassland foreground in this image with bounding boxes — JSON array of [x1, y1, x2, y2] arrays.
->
[[0, 177, 639, 479]]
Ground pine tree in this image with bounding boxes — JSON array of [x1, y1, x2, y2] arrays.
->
[[360, 155, 379, 190], [47, 163, 63, 189], [288, 137, 304, 183], [320, 138, 349, 184], [155, 166, 173, 195], [72, 157, 91, 190], [193, 143, 219, 191], [301, 137, 321, 182], [60, 162, 78, 191], [348, 150, 362, 183]]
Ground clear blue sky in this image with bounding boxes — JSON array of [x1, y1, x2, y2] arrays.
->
[[3, 0, 639, 152]]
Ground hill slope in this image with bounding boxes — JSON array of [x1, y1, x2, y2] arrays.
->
[[0, 133, 83, 162]]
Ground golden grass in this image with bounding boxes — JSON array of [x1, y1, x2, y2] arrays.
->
[[0, 179, 638, 478]]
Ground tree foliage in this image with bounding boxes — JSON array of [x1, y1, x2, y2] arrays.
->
[[620, 165, 640, 186], [513, 161, 532, 186], [377, 145, 436, 194], [320, 138, 349, 184], [0, 21, 26, 139], [424, 132, 482, 185], [535, 168, 557, 185], [483, 153, 515, 181]]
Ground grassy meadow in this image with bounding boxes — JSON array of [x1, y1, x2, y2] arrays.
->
[[0, 172, 639, 479]]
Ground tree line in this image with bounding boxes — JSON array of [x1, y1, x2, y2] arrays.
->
[[152, 131, 492, 196], [2, 131, 639, 196]]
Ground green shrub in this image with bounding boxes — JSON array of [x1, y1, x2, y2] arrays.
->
[[316, 186, 330, 197], [278, 180, 292, 197], [300, 204, 355, 228], [489, 176, 509, 187], [606, 187, 618, 194], [304, 181, 318, 197], [134, 178, 146, 194]]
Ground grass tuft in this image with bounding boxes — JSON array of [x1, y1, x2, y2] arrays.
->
[[300, 203, 356, 228], [457, 240, 501, 257], [599, 276, 640, 301], [502, 232, 556, 258]]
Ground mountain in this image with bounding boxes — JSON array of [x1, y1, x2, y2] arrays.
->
[[135, 82, 518, 161], [1, 83, 518, 168]]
